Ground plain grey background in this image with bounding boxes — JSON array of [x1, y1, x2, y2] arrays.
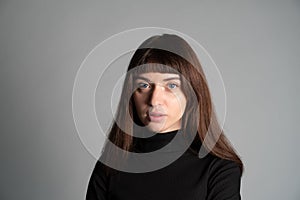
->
[[1, 0, 300, 199]]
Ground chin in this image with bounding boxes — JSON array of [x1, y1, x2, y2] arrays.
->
[[145, 124, 166, 133]]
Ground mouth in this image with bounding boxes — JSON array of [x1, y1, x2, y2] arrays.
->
[[147, 112, 167, 122]]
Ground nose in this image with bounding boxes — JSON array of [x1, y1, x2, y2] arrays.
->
[[149, 84, 165, 106]]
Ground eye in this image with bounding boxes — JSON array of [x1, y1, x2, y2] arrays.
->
[[137, 82, 150, 89], [168, 83, 178, 89]]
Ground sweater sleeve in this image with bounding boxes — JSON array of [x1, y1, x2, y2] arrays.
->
[[206, 158, 242, 200], [86, 161, 109, 200]]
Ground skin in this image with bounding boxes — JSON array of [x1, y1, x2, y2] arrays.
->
[[132, 72, 187, 133]]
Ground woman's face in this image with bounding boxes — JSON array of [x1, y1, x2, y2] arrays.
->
[[132, 72, 187, 133]]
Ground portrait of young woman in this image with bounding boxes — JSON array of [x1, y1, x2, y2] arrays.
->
[[86, 33, 244, 200]]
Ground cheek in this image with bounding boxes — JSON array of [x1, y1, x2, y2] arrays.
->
[[170, 95, 186, 111], [133, 95, 144, 114]]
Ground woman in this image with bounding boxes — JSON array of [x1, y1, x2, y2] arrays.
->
[[86, 34, 243, 200]]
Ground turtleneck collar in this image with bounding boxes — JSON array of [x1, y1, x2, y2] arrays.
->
[[133, 129, 190, 153]]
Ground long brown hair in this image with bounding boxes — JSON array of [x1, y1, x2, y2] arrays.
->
[[102, 34, 243, 174]]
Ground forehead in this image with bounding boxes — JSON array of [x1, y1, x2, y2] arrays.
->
[[133, 72, 181, 82]]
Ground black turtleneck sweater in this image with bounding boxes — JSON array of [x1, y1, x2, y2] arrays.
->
[[86, 129, 242, 200]]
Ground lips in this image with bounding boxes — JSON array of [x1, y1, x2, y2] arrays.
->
[[148, 112, 167, 122]]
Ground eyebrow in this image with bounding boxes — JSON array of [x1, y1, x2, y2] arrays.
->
[[134, 76, 181, 82]]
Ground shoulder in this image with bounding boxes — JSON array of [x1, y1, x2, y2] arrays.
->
[[205, 154, 242, 200], [207, 155, 242, 177], [88, 160, 109, 187], [86, 160, 113, 200], [91, 160, 118, 178]]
